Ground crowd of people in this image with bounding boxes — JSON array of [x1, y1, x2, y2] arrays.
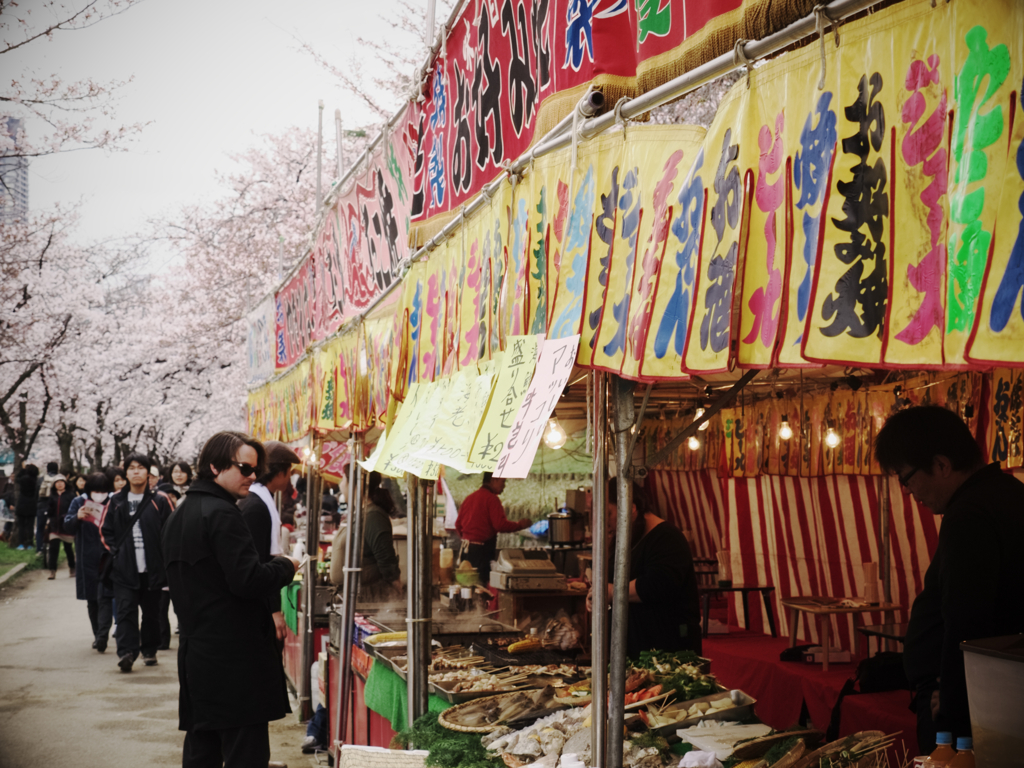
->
[[1, 434, 311, 767]]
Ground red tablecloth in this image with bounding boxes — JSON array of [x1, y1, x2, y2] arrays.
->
[[703, 630, 917, 757]]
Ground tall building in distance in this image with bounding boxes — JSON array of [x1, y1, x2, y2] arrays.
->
[[1, 117, 29, 224]]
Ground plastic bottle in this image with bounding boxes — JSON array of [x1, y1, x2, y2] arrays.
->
[[947, 737, 975, 768], [926, 733, 956, 767]]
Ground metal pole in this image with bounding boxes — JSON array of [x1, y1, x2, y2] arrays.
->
[[335, 109, 345, 179], [406, 473, 417, 730], [316, 100, 324, 212], [418, 477, 432, 714], [879, 475, 892, 604], [608, 376, 636, 768], [300, 439, 322, 721], [590, 372, 608, 768], [334, 435, 363, 757], [408, 477, 431, 725]]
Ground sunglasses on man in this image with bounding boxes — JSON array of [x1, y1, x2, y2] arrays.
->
[[230, 461, 258, 477]]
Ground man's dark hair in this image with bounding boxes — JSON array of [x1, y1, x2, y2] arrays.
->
[[367, 470, 395, 515], [84, 472, 112, 494], [123, 452, 153, 472], [482, 472, 494, 485], [46, 461, 58, 474], [195, 431, 266, 481], [607, 477, 652, 517], [874, 405, 984, 475], [257, 463, 291, 486], [19, 464, 39, 479]]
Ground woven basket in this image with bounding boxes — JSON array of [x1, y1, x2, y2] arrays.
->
[[436, 695, 506, 732]]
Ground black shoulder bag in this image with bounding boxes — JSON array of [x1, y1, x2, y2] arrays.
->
[[98, 498, 150, 589]]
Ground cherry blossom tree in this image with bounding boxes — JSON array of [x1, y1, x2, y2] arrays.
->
[[1, 0, 148, 165], [0, 206, 136, 469]]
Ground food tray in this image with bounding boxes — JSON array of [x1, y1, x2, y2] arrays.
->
[[429, 675, 557, 704], [470, 641, 579, 667], [648, 690, 757, 737]]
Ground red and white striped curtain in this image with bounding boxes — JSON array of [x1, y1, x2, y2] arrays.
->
[[648, 469, 942, 651]]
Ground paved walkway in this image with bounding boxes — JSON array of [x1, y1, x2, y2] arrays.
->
[[0, 567, 314, 768]]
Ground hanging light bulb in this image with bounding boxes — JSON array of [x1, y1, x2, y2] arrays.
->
[[778, 418, 793, 441], [687, 435, 700, 451], [824, 426, 841, 448], [694, 407, 710, 431], [543, 418, 567, 450]]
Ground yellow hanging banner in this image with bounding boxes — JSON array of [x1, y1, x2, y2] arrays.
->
[[547, 148, 596, 343], [802, 5, 903, 366], [965, 3, 1024, 366], [946, 2, 1019, 366], [622, 126, 706, 381], [574, 131, 627, 369], [683, 82, 751, 374]]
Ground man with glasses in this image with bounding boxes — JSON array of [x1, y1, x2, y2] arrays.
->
[[163, 432, 300, 768], [875, 405, 1024, 750]]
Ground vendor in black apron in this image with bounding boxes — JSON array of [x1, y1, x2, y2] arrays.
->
[[455, 473, 531, 585]]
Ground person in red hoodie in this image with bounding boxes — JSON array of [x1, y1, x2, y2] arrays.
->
[[455, 473, 531, 585]]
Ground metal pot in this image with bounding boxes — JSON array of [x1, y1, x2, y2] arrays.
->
[[548, 508, 579, 544]]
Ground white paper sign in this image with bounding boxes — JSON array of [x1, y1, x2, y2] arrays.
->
[[494, 335, 580, 478]]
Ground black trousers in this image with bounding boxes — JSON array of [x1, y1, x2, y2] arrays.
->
[[36, 508, 47, 551], [461, 539, 497, 586], [182, 722, 270, 768], [113, 573, 162, 660], [159, 589, 175, 649], [15, 516, 35, 548], [912, 682, 940, 756], [47, 538, 75, 571], [87, 583, 114, 646]]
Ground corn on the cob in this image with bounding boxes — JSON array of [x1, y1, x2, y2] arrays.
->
[[507, 638, 543, 654], [365, 631, 407, 645]]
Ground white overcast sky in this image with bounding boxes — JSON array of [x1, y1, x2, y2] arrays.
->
[[10, 0, 421, 268]]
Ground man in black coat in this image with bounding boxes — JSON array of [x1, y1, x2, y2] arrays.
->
[[238, 440, 300, 642], [876, 405, 1024, 751], [100, 452, 174, 672], [163, 431, 298, 768]]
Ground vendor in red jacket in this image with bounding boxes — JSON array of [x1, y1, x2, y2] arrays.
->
[[455, 473, 531, 584]]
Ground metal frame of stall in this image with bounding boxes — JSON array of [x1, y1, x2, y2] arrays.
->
[[322, 0, 898, 763]]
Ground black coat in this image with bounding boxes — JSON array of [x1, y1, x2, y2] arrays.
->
[[14, 474, 37, 518], [64, 495, 112, 600], [163, 479, 295, 731], [47, 489, 76, 536], [99, 487, 173, 590], [902, 462, 1024, 736], [238, 488, 282, 614], [627, 520, 703, 658]]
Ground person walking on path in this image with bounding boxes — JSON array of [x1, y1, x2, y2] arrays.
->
[[36, 461, 60, 553], [100, 453, 174, 673], [163, 431, 299, 768], [46, 474, 76, 579], [13, 464, 39, 549], [64, 472, 117, 652]]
